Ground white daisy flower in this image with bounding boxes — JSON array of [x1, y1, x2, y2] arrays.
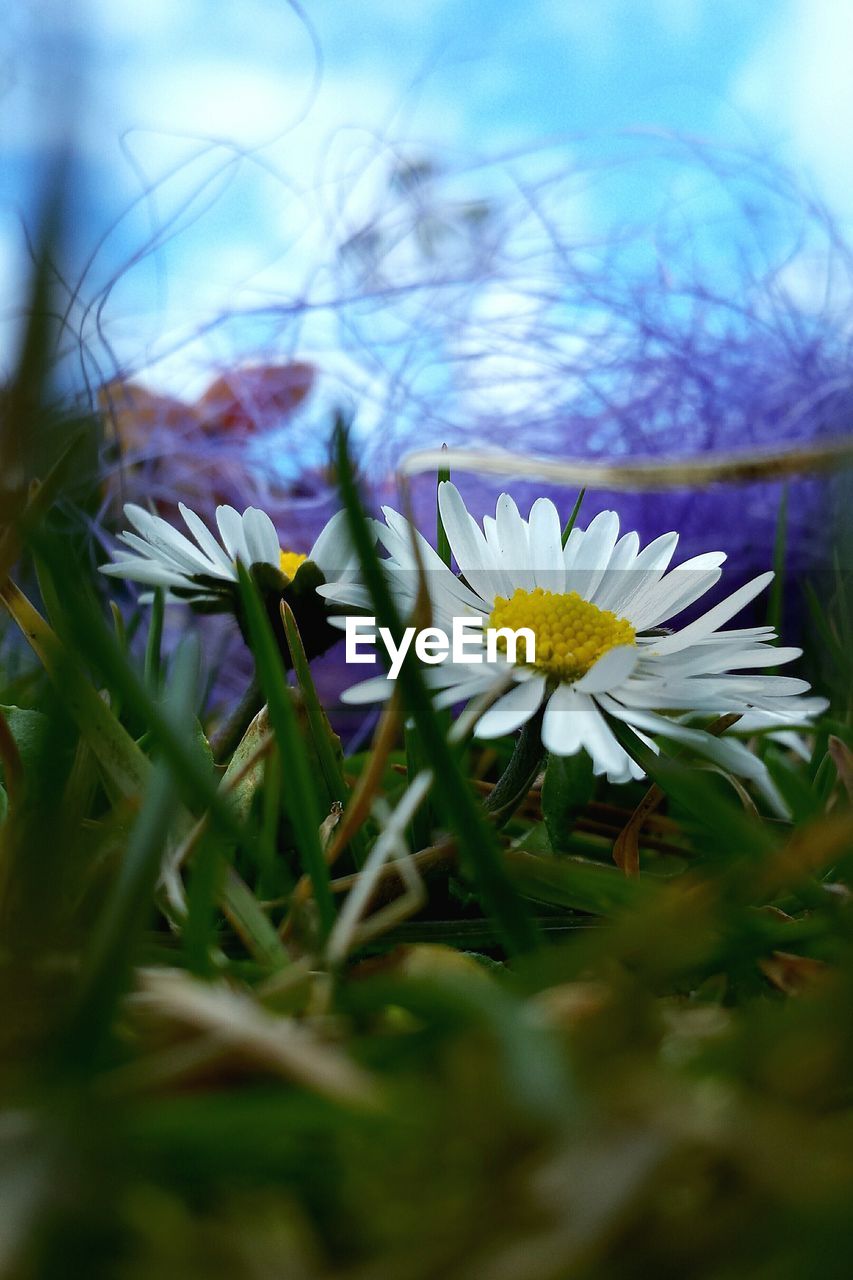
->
[[101, 502, 353, 602], [321, 482, 827, 798]]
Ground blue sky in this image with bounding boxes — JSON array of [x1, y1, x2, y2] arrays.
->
[[2, 0, 852, 414]]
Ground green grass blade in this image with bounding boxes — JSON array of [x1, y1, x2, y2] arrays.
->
[[109, 600, 127, 654], [22, 544, 289, 969], [1, 578, 151, 800], [280, 600, 368, 868], [182, 827, 228, 977], [258, 744, 283, 899], [505, 849, 646, 915], [67, 636, 199, 1064], [220, 866, 289, 966], [237, 564, 335, 939], [334, 419, 540, 956], [560, 489, 586, 547], [803, 579, 849, 676], [607, 717, 778, 861], [404, 720, 432, 851], [765, 483, 787, 637], [436, 444, 451, 567], [144, 587, 165, 694]]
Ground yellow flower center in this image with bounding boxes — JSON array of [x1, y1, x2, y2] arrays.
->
[[488, 587, 636, 682], [279, 549, 307, 579]]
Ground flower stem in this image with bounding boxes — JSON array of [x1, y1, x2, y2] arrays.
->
[[482, 707, 546, 828], [211, 674, 263, 763]]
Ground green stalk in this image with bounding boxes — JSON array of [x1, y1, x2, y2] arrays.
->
[[211, 673, 264, 764], [280, 600, 368, 869], [436, 444, 452, 567], [482, 708, 546, 828], [143, 587, 165, 694], [560, 489, 586, 547], [334, 419, 540, 957], [237, 564, 335, 940]]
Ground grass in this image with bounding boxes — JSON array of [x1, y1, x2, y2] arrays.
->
[[1, 269, 852, 1280]]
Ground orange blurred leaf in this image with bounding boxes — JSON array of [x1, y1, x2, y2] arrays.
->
[[196, 362, 315, 435], [828, 736, 853, 804], [98, 380, 192, 453], [759, 950, 829, 996]]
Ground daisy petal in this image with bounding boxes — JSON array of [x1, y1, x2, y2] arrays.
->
[[474, 676, 546, 738], [541, 684, 587, 756], [597, 695, 778, 786], [341, 675, 395, 704], [564, 510, 621, 598], [650, 572, 775, 656], [591, 530, 640, 611], [541, 686, 627, 777], [309, 510, 353, 576], [319, 583, 375, 610], [377, 508, 489, 612], [573, 644, 639, 693], [577, 698, 632, 777], [122, 504, 215, 576], [496, 493, 534, 590], [432, 675, 497, 709], [242, 507, 280, 567], [100, 560, 189, 587], [179, 503, 234, 574], [215, 505, 250, 566], [528, 497, 565, 592], [630, 552, 727, 631], [438, 481, 503, 600]]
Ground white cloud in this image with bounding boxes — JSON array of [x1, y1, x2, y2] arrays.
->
[[2, 0, 588, 413], [733, 0, 853, 213], [126, 62, 302, 147]]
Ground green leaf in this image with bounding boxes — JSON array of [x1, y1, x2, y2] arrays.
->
[[182, 827, 229, 977], [541, 749, 595, 851], [505, 849, 646, 915], [219, 705, 271, 823], [258, 744, 283, 899], [0, 704, 49, 780]]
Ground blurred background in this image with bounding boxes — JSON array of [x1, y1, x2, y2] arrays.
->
[[2, 0, 851, 712], [3, 1, 853, 384]]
